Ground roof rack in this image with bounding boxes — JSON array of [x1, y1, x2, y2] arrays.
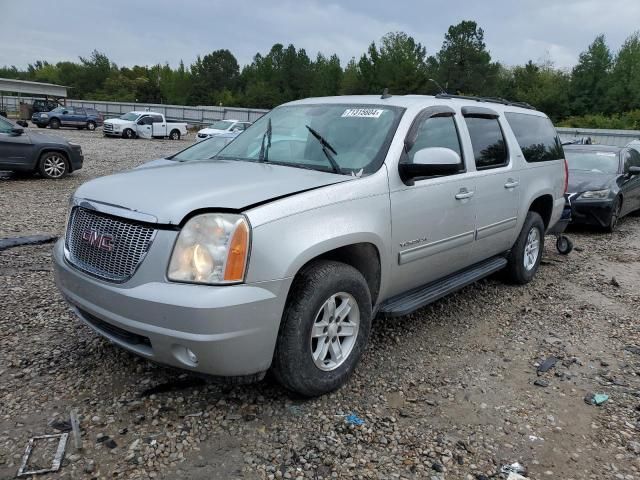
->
[[434, 93, 536, 111]]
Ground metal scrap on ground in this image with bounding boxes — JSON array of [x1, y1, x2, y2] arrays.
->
[[0, 234, 58, 251], [17, 433, 68, 477]]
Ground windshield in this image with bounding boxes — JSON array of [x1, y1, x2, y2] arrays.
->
[[50, 107, 66, 113], [215, 104, 403, 174], [566, 150, 620, 174], [171, 136, 234, 161], [120, 112, 141, 121], [209, 120, 234, 130]]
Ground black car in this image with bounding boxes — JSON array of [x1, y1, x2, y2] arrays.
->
[[0, 116, 83, 179], [565, 144, 640, 231]]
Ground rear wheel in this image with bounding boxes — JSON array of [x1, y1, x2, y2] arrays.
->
[[123, 128, 135, 139], [86, 120, 96, 131], [169, 129, 180, 140], [272, 260, 372, 397], [504, 211, 545, 284], [605, 197, 622, 233], [49, 118, 60, 129], [39, 152, 68, 179]]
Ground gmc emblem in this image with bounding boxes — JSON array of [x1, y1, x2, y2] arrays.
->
[[81, 230, 115, 252]]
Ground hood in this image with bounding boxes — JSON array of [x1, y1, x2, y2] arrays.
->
[[25, 130, 70, 145], [74, 160, 351, 224], [198, 128, 226, 135], [104, 118, 132, 125], [568, 170, 617, 193], [135, 158, 175, 170]]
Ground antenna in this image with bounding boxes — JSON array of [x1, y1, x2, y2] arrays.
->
[[381, 88, 392, 99], [429, 79, 447, 95]]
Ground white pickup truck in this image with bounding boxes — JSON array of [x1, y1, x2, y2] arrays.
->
[[103, 111, 188, 140]]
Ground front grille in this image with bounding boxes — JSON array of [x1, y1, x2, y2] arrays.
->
[[103, 123, 114, 132], [65, 207, 156, 282]]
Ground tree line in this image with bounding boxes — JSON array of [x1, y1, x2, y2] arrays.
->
[[2, 21, 639, 127]]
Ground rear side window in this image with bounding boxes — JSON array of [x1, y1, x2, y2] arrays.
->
[[505, 112, 564, 162], [464, 117, 508, 169]]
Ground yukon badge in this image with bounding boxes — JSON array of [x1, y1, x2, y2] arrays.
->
[[81, 230, 115, 252]]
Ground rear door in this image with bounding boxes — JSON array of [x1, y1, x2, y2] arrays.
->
[[136, 115, 154, 139], [389, 106, 478, 295], [463, 108, 520, 259], [151, 115, 167, 137]]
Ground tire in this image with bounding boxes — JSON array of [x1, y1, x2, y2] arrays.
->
[[556, 235, 573, 255], [272, 260, 372, 397], [49, 118, 60, 129], [169, 129, 180, 140], [504, 211, 545, 284], [123, 128, 135, 139], [86, 121, 96, 131], [605, 197, 622, 233], [38, 152, 69, 179]]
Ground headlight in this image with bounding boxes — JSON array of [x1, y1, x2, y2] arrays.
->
[[168, 213, 250, 284], [40, 113, 49, 118], [580, 189, 610, 199]]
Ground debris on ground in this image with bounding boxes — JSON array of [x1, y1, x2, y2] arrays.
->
[[537, 356, 557, 374], [501, 462, 527, 475], [344, 413, 365, 426], [506, 473, 529, 480], [624, 345, 640, 355], [610, 276, 620, 287], [534, 379, 550, 387], [70, 409, 82, 451], [584, 392, 609, 406], [17, 433, 68, 477], [0, 234, 58, 251]]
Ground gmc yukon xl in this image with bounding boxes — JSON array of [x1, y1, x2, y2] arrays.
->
[[53, 94, 567, 396]]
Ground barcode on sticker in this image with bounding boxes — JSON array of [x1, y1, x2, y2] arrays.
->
[[341, 108, 385, 118]]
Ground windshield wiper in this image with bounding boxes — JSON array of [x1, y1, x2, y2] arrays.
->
[[258, 118, 272, 162], [305, 125, 341, 174]]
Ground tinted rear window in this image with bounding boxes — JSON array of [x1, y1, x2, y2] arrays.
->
[[464, 117, 508, 169], [505, 112, 564, 162]]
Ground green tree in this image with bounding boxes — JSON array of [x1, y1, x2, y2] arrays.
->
[[432, 20, 499, 95], [570, 35, 612, 115], [189, 49, 240, 105], [508, 61, 570, 121], [606, 32, 640, 113]]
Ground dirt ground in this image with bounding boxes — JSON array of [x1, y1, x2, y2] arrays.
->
[[1, 128, 639, 480]]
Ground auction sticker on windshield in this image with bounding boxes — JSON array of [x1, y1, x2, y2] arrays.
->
[[341, 108, 385, 118]]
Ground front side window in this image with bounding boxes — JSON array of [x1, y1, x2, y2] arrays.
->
[[505, 112, 564, 162], [216, 104, 404, 175], [465, 117, 508, 169], [407, 115, 462, 163], [626, 149, 640, 170]]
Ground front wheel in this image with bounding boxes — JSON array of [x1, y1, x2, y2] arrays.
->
[[49, 118, 60, 129], [504, 211, 545, 284], [272, 260, 372, 397], [123, 128, 135, 139], [169, 129, 180, 140], [39, 152, 69, 179], [605, 197, 622, 233], [86, 121, 96, 131]]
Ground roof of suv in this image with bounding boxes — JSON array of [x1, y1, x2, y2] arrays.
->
[[286, 94, 546, 117]]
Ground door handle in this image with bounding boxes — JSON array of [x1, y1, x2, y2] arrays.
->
[[504, 179, 520, 189], [455, 189, 475, 200]]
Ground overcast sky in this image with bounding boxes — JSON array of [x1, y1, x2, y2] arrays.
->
[[1, 0, 638, 71]]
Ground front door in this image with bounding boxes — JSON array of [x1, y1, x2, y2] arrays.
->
[[136, 115, 153, 139], [621, 149, 640, 215], [0, 117, 33, 169], [389, 109, 477, 296]]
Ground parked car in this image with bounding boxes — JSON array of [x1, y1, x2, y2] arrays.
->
[[195, 119, 251, 142], [565, 144, 640, 231], [138, 132, 239, 169], [0, 115, 83, 179], [103, 111, 188, 140], [53, 94, 566, 397], [31, 106, 104, 131]]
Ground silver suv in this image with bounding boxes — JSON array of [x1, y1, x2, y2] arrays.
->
[[53, 94, 567, 397]]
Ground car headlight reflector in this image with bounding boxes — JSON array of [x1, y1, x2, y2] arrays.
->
[[40, 113, 49, 118], [580, 189, 610, 199], [168, 213, 250, 284]]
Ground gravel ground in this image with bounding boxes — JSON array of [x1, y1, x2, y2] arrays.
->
[[1, 128, 640, 480]]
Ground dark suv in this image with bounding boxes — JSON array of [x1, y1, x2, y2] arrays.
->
[[0, 116, 83, 179], [32, 106, 104, 131]]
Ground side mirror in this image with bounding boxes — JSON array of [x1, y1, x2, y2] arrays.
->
[[399, 147, 462, 184], [629, 166, 640, 176], [62, 110, 69, 115], [10, 127, 24, 136]]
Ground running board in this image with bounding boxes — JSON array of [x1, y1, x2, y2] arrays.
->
[[378, 256, 507, 317]]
